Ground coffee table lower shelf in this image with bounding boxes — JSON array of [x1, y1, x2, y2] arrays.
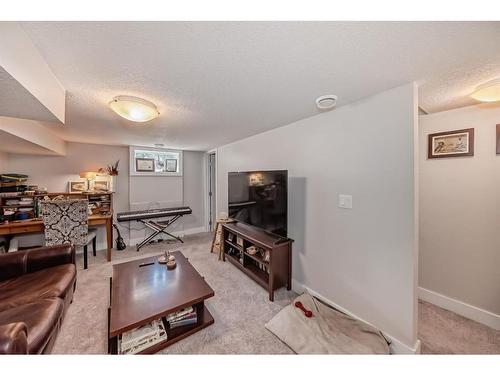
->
[[109, 305, 214, 355]]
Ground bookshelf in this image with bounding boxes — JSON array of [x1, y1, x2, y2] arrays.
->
[[0, 192, 113, 222], [221, 221, 293, 301]]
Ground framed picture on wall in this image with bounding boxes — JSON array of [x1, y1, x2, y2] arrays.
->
[[165, 159, 178, 172], [428, 128, 474, 159], [93, 179, 110, 192], [135, 158, 155, 172], [68, 180, 88, 194]]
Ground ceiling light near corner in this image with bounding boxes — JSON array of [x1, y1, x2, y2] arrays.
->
[[470, 79, 500, 102], [109, 96, 159, 122]]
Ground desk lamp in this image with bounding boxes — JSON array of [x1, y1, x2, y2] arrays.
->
[[79, 172, 96, 192]]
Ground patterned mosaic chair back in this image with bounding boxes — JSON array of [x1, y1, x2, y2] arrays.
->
[[41, 199, 89, 247]]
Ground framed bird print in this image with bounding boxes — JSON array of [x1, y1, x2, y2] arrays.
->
[[428, 128, 474, 159]]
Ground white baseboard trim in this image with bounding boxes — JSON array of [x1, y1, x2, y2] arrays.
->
[[418, 287, 500, 330], [128, 226, 207, 247], [292, 279, 421, 354]]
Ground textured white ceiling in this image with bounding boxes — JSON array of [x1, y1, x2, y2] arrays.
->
[[16, 21, 500, 150], [0, 66, 59, 122]]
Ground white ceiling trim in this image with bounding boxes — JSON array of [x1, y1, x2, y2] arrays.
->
[[0, 23, 66, 123], [0, 116, 66, 155]]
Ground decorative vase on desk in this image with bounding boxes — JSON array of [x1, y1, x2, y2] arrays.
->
[[109, 175, 117, 193]]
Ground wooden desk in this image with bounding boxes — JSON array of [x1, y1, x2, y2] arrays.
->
[[0, 214, 114, 261]]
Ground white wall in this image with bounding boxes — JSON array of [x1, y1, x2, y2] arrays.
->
[[128, 150, 206, 244], [4, 142, 206, 249], [0, 22, 66, 122], [216, 83, 419, 351], [183, 151, 206, 232], [419, 104, 500, 318], [0, 151, 8, 171]]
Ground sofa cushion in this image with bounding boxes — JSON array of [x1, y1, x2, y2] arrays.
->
[[0, 264, 76, 313], [0, 298, 63, 354]]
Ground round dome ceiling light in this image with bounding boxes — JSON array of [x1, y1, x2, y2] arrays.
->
[[470, 79, 500, 102], [109, 95, 159, 122], [316, 94, 338, 110]]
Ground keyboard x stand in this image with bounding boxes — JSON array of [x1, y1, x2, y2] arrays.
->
[[136, 214, 184, 251]]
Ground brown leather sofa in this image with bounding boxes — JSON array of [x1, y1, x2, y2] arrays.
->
[[0, 245, 77, 354]]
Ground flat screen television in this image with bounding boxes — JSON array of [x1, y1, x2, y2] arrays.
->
[[228, 170, 287, 238]]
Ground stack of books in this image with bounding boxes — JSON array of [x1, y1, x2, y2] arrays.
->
[[119, 319, 167, 355], [166, 306, 198, 329], [0, 174, 28, 194]]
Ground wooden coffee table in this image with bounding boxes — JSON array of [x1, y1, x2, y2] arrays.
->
[[107, 251, 215, 354]]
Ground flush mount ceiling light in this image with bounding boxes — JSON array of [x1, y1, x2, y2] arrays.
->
[[316, 94, 338, 110], [109, 95, 159, 122], [470, 79, 500, 102]]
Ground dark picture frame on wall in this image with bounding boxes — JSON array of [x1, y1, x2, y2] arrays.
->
[[428, 128, 474, 159], [135, 158, 155, 172]]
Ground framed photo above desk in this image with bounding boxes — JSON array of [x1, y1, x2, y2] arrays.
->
[[68, 180, 88, 193]]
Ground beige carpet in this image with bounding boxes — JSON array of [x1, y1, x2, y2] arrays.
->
[[419, 300, 500, 354], [52, 232, 296, 354], [51, 232, 499, 354]]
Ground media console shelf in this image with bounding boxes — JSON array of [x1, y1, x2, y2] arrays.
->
[[221, 221, 292, 301]]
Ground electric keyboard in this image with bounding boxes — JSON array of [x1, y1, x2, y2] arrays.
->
[[117, 206, 192, 222]]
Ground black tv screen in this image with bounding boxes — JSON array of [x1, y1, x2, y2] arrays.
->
[[228, 170, 287, 237]]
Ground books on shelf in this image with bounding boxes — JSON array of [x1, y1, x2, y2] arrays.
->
[[169, 316, 198, 329], [166, 306, 193, 322], [0, 192, 21, 197], [116, 305, 200, 354], [4, 197, 34, 206], [1, 191, 112, 222], [166, 306, 198, 329], [119, 319, 167, 355]]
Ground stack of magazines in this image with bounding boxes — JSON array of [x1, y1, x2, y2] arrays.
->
[[119, 319, 167, 354], [0, 174, 28, 194], [166, 306, 198, 329]]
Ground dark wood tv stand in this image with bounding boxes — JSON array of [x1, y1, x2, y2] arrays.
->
[[221, 221, 293, 301]]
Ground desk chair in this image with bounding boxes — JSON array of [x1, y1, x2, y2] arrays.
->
[[40, 199, 97, 269]]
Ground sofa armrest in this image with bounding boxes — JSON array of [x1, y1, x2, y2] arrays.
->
[[26, 244, 75, 273], [0, 251, 27, 282], [0, 323, 28, 354]]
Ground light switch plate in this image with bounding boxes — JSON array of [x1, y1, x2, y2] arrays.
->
[[338, 194, 353, 209]]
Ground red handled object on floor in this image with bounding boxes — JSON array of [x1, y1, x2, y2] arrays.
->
[[295, 301, 313, 318]]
